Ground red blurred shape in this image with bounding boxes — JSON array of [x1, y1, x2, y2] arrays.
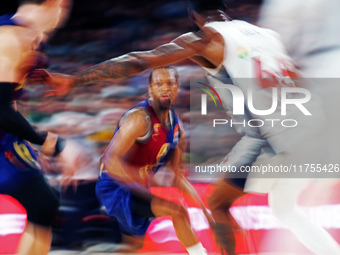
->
[[0, 195, 27, 254]]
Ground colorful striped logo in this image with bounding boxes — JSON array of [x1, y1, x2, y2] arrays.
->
[[197, 82, 222, 115]]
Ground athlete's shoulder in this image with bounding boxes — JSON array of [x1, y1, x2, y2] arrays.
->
[[0, 29, 24, 81], [203, 20, 235, 32], [119, 106, 152, 137], [201, 21, 241, 44], [174, 32, 203, 44], [171, 28, 219, 51], [121, 106, 149, 123], [0, 28, 19, 47], [0, 26, 35, 55]]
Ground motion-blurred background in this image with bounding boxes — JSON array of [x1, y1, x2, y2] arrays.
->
[[1, 1, 340, 254]]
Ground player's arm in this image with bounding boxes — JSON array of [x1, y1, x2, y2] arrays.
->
[[73, 32, 206, 83], [177, 118, 187, 152], [0, 34, 63, 155], [100, 109, 151, 182], [169, 124, 214, 223], [169, 146, 215, 225], [170, 148, 203, 205], [32, 32, 210, 95], [168, 125, 199, 201], [0, 33, 21, 83]]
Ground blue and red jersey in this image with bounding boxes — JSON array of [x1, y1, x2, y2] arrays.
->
[[114, 100, 181, 177], [0, 14, 48, 193]]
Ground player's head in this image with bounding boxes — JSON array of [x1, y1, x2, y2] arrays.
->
[[188, 0, 229, 28], [148, 66, 179, 111], [15, 0, 72, 35]]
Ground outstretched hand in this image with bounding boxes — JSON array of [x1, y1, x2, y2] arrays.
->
[[29, 69, 74, 97], [56, 140, 90, 192]]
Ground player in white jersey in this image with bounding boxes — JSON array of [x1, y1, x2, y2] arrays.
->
[[205, 3, 339, 254], [200, 19, 324, 253], [204, 70, 274, 254], [32, 0, 336, 254], [245, 1, 340, 254], [259, 0, 340, 164], [260, 0, 340, 78]]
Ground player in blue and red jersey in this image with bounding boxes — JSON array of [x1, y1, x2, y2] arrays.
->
[[0, 1, 84, 254], [32, 0, 340, 254], [96, 66, 211, 255]]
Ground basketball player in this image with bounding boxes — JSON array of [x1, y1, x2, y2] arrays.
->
[[0, 1, 84, 255], [96, 66, 210, 255], [241, 1, 340, 254], [32, 0, 338, 254], [31, 2, 284, 253]]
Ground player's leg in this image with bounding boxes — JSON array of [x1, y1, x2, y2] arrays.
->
[[95, 173, 152, 252], [17, 223, 52, 255], [209, 135, 270, 254], [97, 171, 206, 254], [116, 190, 155, 253], [12, 175, 59, 255], [150, 196, 207, 255], [269, 179, 340, 255], [118, 234, 145, 252], [208, 179, 246, 255], [0, 136, 59, 255]]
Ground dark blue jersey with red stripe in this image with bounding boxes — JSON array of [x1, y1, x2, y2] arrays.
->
[[114, 100, 181, 178]]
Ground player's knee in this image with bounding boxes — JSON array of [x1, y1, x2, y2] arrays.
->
[[172, 204, 189, 220], [208, 195, 231, 212], [134, 241, 144, 251], [208, 195, 219, 210]]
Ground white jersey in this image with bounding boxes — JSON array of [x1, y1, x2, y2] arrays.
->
[[201, 21, 288, 175], [204, 20, 291, 80], [203, 20, 326, 163], [259, 0, 340, 78], [203, 20, 302, 143], [215, 17, 340, 255], [259, 0, 340, 169]]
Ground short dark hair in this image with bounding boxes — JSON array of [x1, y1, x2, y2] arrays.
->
[[188, 0, 225, 14], [18, 0, 48, 5], [148, 66, 179, 84]]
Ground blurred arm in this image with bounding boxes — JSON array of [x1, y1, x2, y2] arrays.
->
[[0, 34, 63, 154], [170, 146, 204, 208], [100, 109, 151, 182], [34, 29, 224, 97], [170, 147, 215, 224], [68, 31, 220, 85]]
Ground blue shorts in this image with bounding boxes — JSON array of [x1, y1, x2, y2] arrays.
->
[[0, 133, 41, 194], [96, 172, 152, 236]]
